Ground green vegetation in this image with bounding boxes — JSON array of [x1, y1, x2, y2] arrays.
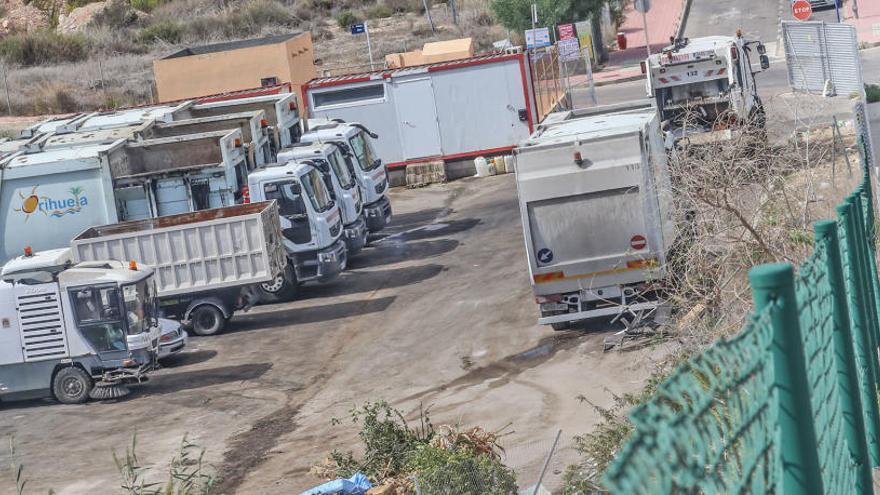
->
[[0, 31, 89, 66], [490, 0, 609, 34], [114, 434, 216, 495], [335, 9, 361, 30], [409, 445, 518, 494], [135, 20, 183, 44], [866, 83, 880, 104], [366, 3, 394, 19], [130, 0, 167, 12]]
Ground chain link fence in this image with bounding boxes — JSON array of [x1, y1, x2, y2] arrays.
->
[[604, 101, 880, 494]]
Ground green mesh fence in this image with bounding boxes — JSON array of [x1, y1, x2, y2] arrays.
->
[[603, 122, 880, 494]]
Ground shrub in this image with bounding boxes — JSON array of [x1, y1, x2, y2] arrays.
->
[[130, 0, 166, 12], [366, 3, 393, 18], [474, 11, 494, 26], [335, 9, 360, 29], [866, 84, 880, 104], [408, 445, 518, 495], [234, 0, 297, 30], [0, 31, 90, 66], [135, 20, 184, 44], [385, 0, 424, 13]]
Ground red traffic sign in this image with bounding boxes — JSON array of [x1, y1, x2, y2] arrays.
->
[[792, 0, 812, 21], [630, 235, 647, 250]]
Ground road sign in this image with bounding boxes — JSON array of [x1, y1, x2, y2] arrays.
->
[[630, 235, 647, 250], [575, 20, 595, 62], [558, 23, 575, 40], [537, 248, 554, 264], [634, 0, 651, 13], [791, 0, 812, 20], [558, 38, 581, 62], [350, 23, 365, 34], [526, 27, 552, 49]]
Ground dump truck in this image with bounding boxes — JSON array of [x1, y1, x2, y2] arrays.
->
[[0, 247, 162, 403], [301, 120, 392, 232], [0, 129, 248, 264], [138, 110, 273, 169], [70, 201, 287, 336], [277, 142, 367, 255], [247, 161, 347, 300], [643, 34, 769, 146], [514, 108, 676, 330]]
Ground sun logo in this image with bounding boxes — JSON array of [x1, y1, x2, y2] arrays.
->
[[14, 186, 47, 222]]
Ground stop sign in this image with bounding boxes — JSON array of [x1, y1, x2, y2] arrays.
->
[[792, 0, 812, 21]]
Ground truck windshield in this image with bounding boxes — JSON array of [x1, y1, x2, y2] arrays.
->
[[348, 132, 380, 172], [123, 279, 156, 336], [301, 168, 333, 213], [328, 149, 356, 189]]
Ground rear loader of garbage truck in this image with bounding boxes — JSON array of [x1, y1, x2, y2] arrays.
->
[[70, 201, 288, 336], [0, 248, 163, 404], [0, 140, 123, 265], [184, 93, 302, 153], [514, 110, 676, 330]]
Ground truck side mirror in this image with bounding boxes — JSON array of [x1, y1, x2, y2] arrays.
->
[[757, 43, 766, 55], [759, 54, 770, 70]]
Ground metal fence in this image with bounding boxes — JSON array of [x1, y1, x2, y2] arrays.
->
[[604, 105, 880, 494], [783, 21, 862, 96]]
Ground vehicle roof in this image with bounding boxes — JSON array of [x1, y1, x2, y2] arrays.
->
[[523, 111, 654, 147], [1, 248, 73, 277], [1, 139, 124, 168], [38, 125, 142, 149], [301, 121, 358, 141], [250, 160, 314, 181], [648, 36, 737, 65], [59, 261, 154, 287], [77, 104, 183, 130], [276, 142, 333, 161]]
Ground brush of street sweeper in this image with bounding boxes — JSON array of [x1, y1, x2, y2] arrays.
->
[[89, 383, 131, 400]]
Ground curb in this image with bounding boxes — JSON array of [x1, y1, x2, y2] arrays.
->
[[594, 73, 645, 87]]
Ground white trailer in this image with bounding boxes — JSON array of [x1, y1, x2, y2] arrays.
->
[[71, 201, 287, 336], [303, 52, 536, 171], [514, 109, 676, 330]]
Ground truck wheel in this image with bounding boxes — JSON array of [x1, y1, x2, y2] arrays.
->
[[551, 322, 571, 331], [259, 266, 298, 303], [191, 305, 225, 336], [52, 366, 93, 404]]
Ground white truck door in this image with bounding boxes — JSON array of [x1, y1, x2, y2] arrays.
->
[[393, 78, 442, 160], [14, 283, 69, 362]]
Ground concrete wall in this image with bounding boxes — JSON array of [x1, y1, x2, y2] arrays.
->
[[155, 34, 317, 102]]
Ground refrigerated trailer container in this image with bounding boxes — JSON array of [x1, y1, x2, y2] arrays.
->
[[514, 109, 676, 330], [71, 201, 287, 335]]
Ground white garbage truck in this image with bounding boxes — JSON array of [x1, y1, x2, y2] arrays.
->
[[514, 108, 676, 330], [643, 34, 769, 145], [277, 142, 367, 255], [0, 248, 162, 403], [70, 201, 287, 336], [300, 120, 391, 233], [247, 161, 347, 301]]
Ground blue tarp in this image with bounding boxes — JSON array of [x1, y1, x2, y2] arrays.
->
[[299, 473, 372, 495]]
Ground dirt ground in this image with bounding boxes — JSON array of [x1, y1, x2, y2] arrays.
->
[[0, 174, 670, 493]]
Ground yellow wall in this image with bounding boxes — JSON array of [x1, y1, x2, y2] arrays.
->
[[383, 38, 474, 69], [154, 33, 317, 102]]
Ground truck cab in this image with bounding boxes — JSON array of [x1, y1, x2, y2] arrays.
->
[[643, 34, 768, 144], [277, 143, 367, 255], [301, 120, 392, 232], [0, 248, 162, 403], [248, 161, 347, 300]]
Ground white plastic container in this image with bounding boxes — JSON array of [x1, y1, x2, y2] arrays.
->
[[474, 156, 491, 177]]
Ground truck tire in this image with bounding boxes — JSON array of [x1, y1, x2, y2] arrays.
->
[[191, 305, 225, 336], [259, 266, 298, 303], [551, 322, 571, 331], [52, 366, 93, 404]]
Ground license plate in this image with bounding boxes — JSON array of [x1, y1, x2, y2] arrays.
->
[[541, 303, 569, 312]]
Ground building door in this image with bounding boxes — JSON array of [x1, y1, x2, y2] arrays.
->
[[394, 78, 442, 160]]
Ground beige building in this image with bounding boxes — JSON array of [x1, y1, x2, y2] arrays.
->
[[154, 32, 317, 102], [384, 37, 475, 68]]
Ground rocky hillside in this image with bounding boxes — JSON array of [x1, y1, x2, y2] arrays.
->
[[0, 0, 503, 118]]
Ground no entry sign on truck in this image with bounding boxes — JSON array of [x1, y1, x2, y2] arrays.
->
[[791, 0, 812, 20]]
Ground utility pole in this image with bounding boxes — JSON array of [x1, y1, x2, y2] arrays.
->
[[422, 0, 435, 34], [365, 21, 375, 70], [450, 0, 458, 25]]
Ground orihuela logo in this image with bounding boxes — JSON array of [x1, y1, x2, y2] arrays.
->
[[14, 185, 88, 221]]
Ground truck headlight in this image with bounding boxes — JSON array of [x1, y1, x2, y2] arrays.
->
[[374, 179, 387, 194]]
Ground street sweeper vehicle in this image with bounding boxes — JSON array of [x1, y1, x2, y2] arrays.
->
[[0, 248, 163, 403], [514, 107, 676, 330]]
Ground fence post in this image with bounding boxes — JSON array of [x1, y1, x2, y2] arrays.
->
[[815, 219, 874, 493], [851, 192, 880, 361], [838, 200, 880, 466], [749, 263, 824, 495]]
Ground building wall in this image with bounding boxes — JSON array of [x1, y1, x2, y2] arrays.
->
[[154, 33, 317, 102]]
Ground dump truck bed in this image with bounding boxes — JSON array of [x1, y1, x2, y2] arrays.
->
[[70, 202, 286, 298]]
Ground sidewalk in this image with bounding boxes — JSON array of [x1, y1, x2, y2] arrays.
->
[[592, 0, 687, 85], [849, 1, 880, 46]]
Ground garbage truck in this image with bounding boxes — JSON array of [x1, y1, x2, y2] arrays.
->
[[277, 142, 367, 255], [300, 120, 392, 232], [70, 201, 287, 336], [514, 107, 676, 330], [643, 33, 769, 146], [247, 161, 347, 301], [0, 129, 249, 264], [0, 247, 162, 403]]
